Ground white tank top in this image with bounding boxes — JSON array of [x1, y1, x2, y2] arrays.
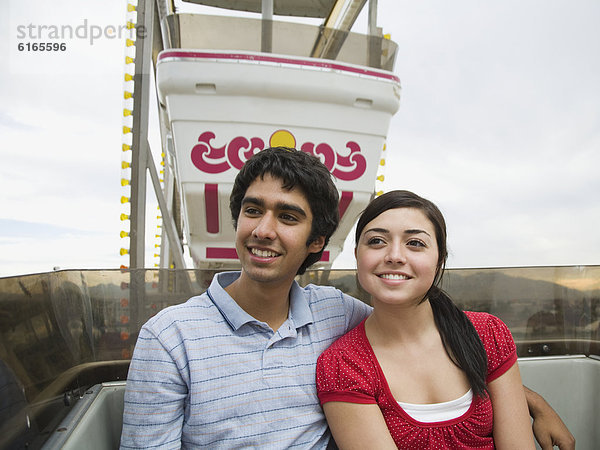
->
[[397, 389, 473, 422]]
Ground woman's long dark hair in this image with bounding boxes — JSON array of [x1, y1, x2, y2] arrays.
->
[[355, 190, 488, 398]]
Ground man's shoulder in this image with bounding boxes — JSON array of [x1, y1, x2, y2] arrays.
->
[[142, 292, 217, 332], [301, 283, 371, 330], [301, 283, 362, 304]]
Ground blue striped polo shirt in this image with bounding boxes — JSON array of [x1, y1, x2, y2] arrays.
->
[[120, 271, 371, 449]]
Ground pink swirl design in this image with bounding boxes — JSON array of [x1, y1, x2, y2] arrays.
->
[[332, 141, 367, 181], [300, 142, 335, 171], [190, 132, 366, 180], [190, 132, 230, 174], [227, 137, 265, 169]]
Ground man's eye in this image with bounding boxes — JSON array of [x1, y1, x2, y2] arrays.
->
[[280, 213, 298, 222], [244, 207, 261, 216]]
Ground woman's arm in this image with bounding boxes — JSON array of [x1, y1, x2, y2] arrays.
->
[[524, 386, 576, 450], [322, 402, 396, 450], [488, 362, 535, 449]]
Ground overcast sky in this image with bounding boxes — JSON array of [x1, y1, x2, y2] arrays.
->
[[1, 0, 598, 277]]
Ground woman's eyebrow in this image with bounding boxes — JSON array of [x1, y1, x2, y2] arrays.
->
[[364, 227, 389, 235], [364, 227, 431, 237], [405, 228, 432, 237]]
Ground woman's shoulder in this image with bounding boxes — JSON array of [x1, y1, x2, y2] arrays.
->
[[463, 310, 507, 331], [320, 319, 368, 357]]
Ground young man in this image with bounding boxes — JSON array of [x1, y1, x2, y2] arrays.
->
[[120, 147, 574, 449]]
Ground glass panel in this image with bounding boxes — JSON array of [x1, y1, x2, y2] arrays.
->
[[161, 14, 399, 71], [1, 266, 598, 447]]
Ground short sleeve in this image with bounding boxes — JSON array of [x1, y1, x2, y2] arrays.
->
[[316, 343, 377, 406], [469, 312, 518, 383]]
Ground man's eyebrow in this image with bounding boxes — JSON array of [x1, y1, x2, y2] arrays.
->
[[241, 196, 264, 207], [277, 202, 307, 217], [241, 197, 307, 217]]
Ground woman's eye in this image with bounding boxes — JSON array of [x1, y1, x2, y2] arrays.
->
[[367, 237, 385, 246], [407, 240, 425, 248]]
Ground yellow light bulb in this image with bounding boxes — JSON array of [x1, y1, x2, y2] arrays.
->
[[120, 231, 129, 238], [124, 91, 133, 99], [154, 254, 160, 258], [120, 196, 130, 204], [155, 244, 160, 248], [121, 178, 130, 186], [125, 56, 134, 64], [121, 161, 130, 169], [123, 108, 133, 117], [126, 39, 135, 47], [127, 21, 135, 30], [120, 248, 129, 256], [384, 33, 391, 40], [376, 190, 384, 196], [123, 126, 132, 134], [120, 213, 129, 221], [377, 175, 385, 182], [380, 158, 386, 166], [124, 73, 133, 82], [156, 216, 161, 220], [127, 4, 136, 12], [122, 143, 131, 151]]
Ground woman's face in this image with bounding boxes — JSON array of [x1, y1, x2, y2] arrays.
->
[[355, 207, 439, 308]]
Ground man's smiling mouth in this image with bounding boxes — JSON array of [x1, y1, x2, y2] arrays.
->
[[250, 248, 280, 258]]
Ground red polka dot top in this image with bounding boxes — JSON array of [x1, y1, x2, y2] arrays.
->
[[316, 311, 517, 449]]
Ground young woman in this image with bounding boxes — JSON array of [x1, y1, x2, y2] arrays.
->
[[316, 190, 535, 449]]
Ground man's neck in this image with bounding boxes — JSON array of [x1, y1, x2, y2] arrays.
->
[[225, 272, 294, 331]]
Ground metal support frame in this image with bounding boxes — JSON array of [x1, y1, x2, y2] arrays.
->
[[128, 0, 193, 327], [129, 0, 155, 270], [367, 0, 381, 68], [261, 0, 273, 52]]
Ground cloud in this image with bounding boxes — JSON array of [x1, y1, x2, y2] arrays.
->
[[0, 111, 37, 131], [0, 218, 89, 238]]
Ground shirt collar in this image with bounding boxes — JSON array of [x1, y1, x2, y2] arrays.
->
[[207, 271, 314, 331]]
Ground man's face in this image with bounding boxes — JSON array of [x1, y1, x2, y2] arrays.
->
[[234, 174, 325, 287]]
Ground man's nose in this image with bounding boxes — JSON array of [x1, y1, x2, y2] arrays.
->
[[252, 213, 277, 240]]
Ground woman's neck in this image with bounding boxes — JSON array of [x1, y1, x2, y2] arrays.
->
[[366, 298, 437, 345]]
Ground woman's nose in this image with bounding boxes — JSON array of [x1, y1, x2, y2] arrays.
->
[[385, 244, 406, 264]]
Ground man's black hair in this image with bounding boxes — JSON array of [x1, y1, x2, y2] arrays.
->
[[230, 147, 340, 275]]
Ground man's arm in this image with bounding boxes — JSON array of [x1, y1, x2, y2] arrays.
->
[[524, 386, 575, 450], [120, 326, 188, 449]]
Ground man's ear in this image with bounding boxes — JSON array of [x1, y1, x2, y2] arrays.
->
[[308, 236, 326, 253]]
